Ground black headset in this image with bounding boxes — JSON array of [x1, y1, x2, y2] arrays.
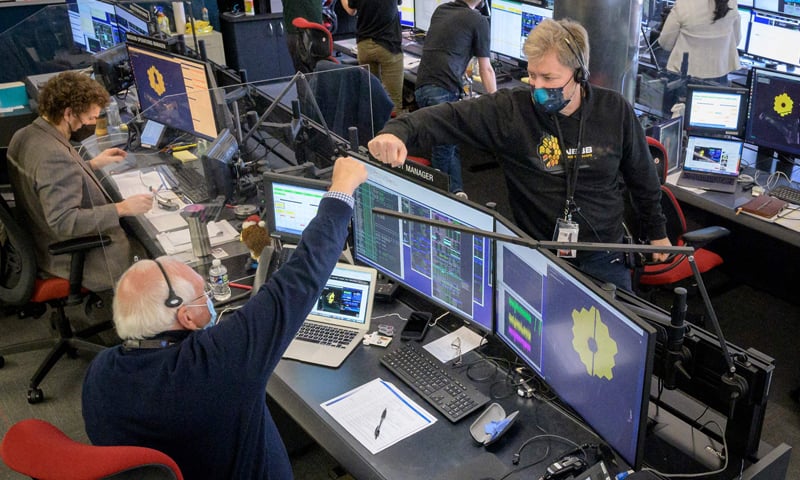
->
[[153, 260, 183, 308], [560, 23, 589, 85]]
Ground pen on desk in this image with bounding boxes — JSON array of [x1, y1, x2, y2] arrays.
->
[[171, 143, 197, 152], [374, 408, 387, 439], [229, 282, 252, 291]]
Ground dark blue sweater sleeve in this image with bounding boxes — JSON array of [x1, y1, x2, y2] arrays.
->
[[205, 197, 353, 380]]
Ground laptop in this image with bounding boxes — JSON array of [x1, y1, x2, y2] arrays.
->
[[676, 136, 743, 193], [282, 263, 377, 368]]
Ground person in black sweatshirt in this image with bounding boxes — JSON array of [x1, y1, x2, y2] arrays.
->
[[368, 18, 671, 291]]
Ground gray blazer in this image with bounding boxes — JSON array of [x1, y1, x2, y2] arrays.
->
[[8, 117, 131, 291]]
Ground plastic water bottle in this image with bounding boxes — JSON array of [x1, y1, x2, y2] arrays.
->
[[208, 259, 231, 301]]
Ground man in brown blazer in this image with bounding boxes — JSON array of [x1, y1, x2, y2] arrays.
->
[[8, 72, 152, 291]]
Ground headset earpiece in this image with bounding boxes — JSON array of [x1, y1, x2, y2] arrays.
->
[[153, 260, 183, 308], [561, 25, 589, 85]]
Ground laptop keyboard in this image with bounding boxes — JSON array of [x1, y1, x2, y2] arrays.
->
[[683, 171, 735, 184], [380, 343, 490, 422], [294, 322, 358, 349], [770, 185, 800, 205]]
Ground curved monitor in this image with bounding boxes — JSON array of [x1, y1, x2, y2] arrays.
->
[[684, 84, 748, 139], [494, 222, 655, 470]]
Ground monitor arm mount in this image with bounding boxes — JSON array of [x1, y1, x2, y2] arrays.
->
[[371, 207, 749, 417]]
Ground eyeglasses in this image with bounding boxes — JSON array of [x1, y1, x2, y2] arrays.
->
[[451, 336, 463, 366], [184, 288, 213, 308]]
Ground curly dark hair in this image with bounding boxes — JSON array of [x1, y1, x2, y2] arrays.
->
[[38, 71, 109, 123], [712, 0, 731, 22]]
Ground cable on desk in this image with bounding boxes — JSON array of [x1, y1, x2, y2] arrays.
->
[[371, 312, 409, 323]]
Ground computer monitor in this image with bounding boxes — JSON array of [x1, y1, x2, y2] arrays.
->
[[745, 67, 800, 158], [262, 172, 330, 244], [490, 0, 553, 63], [352, 159, 495, 333], [66, 0, 118, 53], [683, 84, 748, 138], [648, 116, 684, 174], [126, 43, 219, 140], [738, 7, 752, 51], [113, 4, 150, 41], [754, 0, 800, 14], [746, 9, 800, 67], [399, 0, 415, 28], [414, 0, 447, 33], [494, 223, 655, 469]]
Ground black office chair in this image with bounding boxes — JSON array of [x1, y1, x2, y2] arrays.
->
[[0, 195, 113, 404]]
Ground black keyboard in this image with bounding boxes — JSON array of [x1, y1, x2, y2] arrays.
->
[[683, 171, 734, 184], [294, 322, 358, 348], [380, 343, 490, 422], [157, 164, 210, 204], [769, 186, 800, 205]]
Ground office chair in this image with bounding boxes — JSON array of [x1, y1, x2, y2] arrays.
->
[[0, 196, 112, 404], [0, 418, 184, 480], [625, 137, 729, 293], [292, 17, 339, 69]]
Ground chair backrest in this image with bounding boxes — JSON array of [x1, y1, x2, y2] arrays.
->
[[646, 136, 669, 185], [0, 419, 184, 480], [0, 195, 36, 306], [292, 17, 337, 69]]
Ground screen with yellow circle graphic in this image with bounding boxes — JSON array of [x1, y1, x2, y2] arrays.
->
[[494, 226, 655, 469], [127, 43, 218, 140]]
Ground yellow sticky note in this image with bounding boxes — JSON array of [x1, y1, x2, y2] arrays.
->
[[173, 150, 198, 162]]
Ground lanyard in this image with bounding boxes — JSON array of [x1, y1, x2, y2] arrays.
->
[[553, 112, 585, 222]]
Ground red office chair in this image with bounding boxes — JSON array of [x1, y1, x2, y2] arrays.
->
[[0, 196, 112, 404], [0, 418, 184, 480], [626, 137, 729, 292], [292, 17, 339, 70]]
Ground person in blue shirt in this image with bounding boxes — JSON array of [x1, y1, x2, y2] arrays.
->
[[82, 156, 367, 480]]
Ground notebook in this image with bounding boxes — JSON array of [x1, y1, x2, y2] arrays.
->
[[676, 136, 743, 193], [282, 263, 377, 368]]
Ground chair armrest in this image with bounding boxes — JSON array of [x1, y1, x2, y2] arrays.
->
[[682, 226, 730, 248], [48, 235, 112, 256]]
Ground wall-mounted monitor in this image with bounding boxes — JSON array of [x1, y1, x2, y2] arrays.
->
[[127, 43, 219, 140], [746, 67, 800, 158], [490, 0, 553, 63], [684, 84, 748, 139], [352, 159, 495, 334], [746, 9, 800, 67], [494, 222, 655, 470]]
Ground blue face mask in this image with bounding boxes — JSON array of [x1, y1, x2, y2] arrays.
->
[[530, 78, 573, 114], [203, 297, 218, 329]]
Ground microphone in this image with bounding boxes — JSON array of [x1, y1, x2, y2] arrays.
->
[[664, 287, 690, 390]]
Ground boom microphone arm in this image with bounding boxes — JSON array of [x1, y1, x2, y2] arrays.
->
[[371, 207, 747, 407]]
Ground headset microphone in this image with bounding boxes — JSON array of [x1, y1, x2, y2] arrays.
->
[[560, 24, 589, 85], [153, 260, 183, 308]]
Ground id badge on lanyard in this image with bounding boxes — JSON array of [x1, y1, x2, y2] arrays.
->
[[554, 217, 579, 258]]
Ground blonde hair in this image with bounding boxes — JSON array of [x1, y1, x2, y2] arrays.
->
[[523, 18, 590, 74]]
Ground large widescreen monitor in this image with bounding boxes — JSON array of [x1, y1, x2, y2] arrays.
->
[[746, 9, 800, 67], [490, 0, 552, 63], [746, 67, 800, 158], [352, 159, 495, 333], [414, 0, 447, 32], [684, 84, 748, 138], [494, 222, 655, 469], [66, 0, 149, 53], [127, 43, 219, 140]]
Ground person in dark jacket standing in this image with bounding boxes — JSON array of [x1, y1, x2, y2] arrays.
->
[[341, 0, 404, 114], [414, 0, 496, 196], [82, 157, 367, 480], [368, 19, 671, 291]]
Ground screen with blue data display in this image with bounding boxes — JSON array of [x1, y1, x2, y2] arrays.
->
[[66, 0, 149, 53], [399, 0, 415, 27], [490, 0, 552, 62], [352, 160, 495, 333], [494, 222, 655, 469]]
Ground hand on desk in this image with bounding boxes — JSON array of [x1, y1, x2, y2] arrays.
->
[[116, 193, 154, 217], [650, 236, 673, 263], [90, 147, 127, 170]]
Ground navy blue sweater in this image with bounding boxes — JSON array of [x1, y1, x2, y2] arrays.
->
[[82, 197, 352, 480]]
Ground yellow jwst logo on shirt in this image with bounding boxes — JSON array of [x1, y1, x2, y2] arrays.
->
[[538, 134, 562, 168], [571, 306, 618, 380]]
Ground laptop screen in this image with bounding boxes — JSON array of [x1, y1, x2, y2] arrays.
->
[[683, 136, 743, 176], [307, 264, 376, 327]]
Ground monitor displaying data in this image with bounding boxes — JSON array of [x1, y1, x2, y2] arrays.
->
[[746, 9, 800, 67], [399, 0, 415, 27], [746, 67, 800, 157], [494, 223, 655, 469], [684, 85, 748, 138], [353, 160, 495, 333], [490, 0, 552, 63], [414, 0, 447, 32], [262, 172, 330, 243], [127, 43, 219, 140], [66, 0, 149, 53], [739, 7, 752, 51], [754, 0, 800, 15]]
